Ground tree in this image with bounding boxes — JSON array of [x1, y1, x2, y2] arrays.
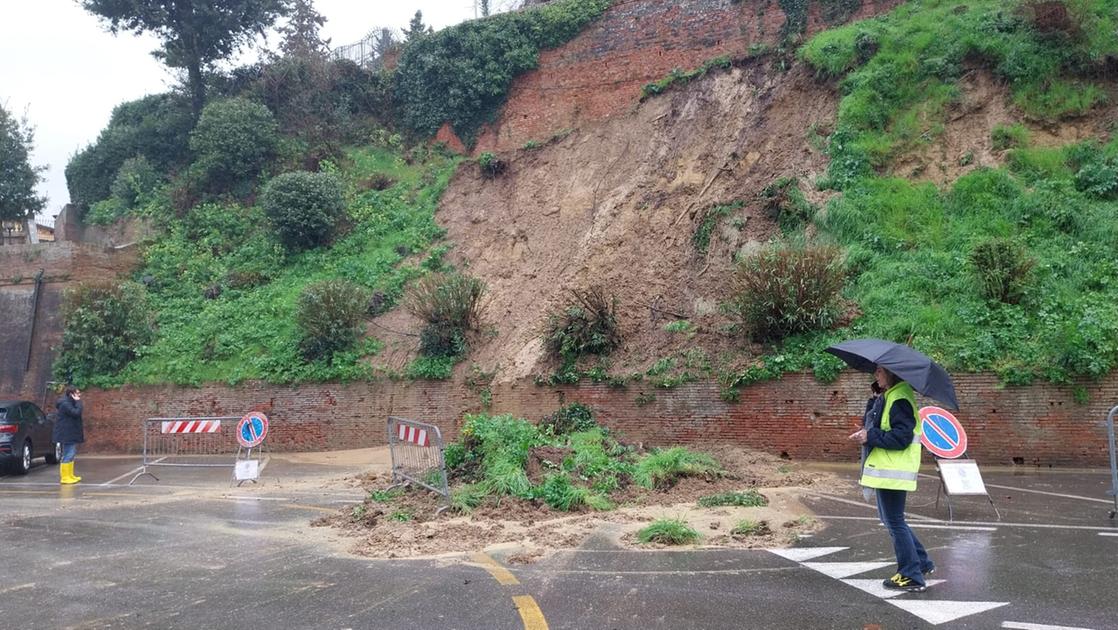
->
[[80, 0, 292, 117], [403, 10, 431, 42], [0, 104, 45, 222], [278, 0, 328, 58], [480, 0, 491, 17]]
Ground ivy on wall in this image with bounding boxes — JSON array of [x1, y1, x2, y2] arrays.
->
[[394, 0, 611, 144]]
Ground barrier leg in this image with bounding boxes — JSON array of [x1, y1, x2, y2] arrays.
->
[[128, 468, 159, 486]]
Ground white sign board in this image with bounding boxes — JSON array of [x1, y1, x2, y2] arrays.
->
[[937, 459, 987, 496], [234, 459, 260, 481]]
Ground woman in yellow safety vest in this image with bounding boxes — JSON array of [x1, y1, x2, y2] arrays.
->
[[848, 365, 935, 593]]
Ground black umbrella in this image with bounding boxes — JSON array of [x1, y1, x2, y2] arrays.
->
[[825, 338, 959, 410]]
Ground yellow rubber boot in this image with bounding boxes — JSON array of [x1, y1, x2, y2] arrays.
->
[[60, 462, 80, 484]]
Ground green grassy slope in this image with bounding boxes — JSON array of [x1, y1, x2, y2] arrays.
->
[[103, 148, 460, 387], [725, 0, 1118, 390]]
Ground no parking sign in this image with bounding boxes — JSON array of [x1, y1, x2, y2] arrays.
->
[[919, 406, 967, 459], [236, 412, 269, 449]]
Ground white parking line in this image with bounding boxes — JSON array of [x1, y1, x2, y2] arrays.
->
[[818, 514, 1118, 532], [1099, 532, 1118, 537], [1002, 621, 1096, 630], [916, 474, 1115, 505], [101, 457, 165, 486], [906, 523, 997, 532]]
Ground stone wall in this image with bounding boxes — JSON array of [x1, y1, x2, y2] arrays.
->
[[81, 372, 1116, 466]]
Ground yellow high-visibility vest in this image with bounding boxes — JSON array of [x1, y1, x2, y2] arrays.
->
[[860, 381, 922, 491]]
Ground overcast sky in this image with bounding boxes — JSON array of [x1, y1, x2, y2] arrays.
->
[[0, 0, 502, 225]]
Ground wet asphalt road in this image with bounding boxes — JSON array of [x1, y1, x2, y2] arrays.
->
[[1, 456, 1116, 630]]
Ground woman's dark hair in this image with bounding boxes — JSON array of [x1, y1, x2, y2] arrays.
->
[[870, 381, 883, 395], [882, 368, 901, 388], [64, 385, 79, 397]]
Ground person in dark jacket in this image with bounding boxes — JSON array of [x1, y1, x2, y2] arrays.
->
[[848, 366, 934, 592], [53, 385, 84, 484]]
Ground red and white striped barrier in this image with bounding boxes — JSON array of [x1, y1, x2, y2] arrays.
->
[[397, 424, 430, 447], [161, 420, 222, 434]]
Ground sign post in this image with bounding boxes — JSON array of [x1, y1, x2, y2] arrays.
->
[[920, 407, 1000, 521], [232, 412, 269, 486]]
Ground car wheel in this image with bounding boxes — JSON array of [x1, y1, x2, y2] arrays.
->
[[45, 442, 61, 465], [16, 440, 32, 475]]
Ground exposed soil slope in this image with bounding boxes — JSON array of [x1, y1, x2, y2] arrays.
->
[[894, 69, 1118, 184], [425, 62, 837, 381]]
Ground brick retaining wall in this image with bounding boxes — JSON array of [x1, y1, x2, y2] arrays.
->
[[82, 372, 1116, 466]]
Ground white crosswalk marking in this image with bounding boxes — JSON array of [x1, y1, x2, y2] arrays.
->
[[842, 578, 946, 599], [768, 546, 1011, 626], [801, 561, 894, 579], [890, 600, 1009, 625], [766, 546, 848, 562]]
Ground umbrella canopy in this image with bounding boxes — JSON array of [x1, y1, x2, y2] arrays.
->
[[825, 338, 959, 410]]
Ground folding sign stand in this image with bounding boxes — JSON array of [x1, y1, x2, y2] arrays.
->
[[919, 407, 1000, 522], [934, 457, 1001, 522], [231, 412, 270, 488]]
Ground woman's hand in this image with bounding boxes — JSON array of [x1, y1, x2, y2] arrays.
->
[[848, 428, 868, 444]]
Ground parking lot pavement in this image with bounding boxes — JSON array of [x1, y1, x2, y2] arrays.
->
[[2, 458, 1116, 629]]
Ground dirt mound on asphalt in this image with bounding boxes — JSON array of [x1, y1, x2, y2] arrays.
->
[[314, 444, 844, 559]]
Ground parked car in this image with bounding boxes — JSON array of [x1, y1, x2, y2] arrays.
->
[[0, 400, 60, 474]]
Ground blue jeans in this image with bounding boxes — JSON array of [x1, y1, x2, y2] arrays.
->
[[876, 488, 933, 584], [61, 443, 78, 464]]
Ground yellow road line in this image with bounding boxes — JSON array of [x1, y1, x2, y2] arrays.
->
[[470, 552, 520, 586], [512, 595, 549, 630]]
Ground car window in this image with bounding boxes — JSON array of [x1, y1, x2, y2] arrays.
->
[[0, 406, 8, 421], [2, 405, 22, 422], [27, 404, 45, 422]]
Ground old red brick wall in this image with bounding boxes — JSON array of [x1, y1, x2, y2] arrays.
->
[[83, 372, 1117, 466], [0, 242, 140, 401], [471, 0, 904, 153]]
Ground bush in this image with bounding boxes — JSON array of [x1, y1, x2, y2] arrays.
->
[[634, 447, 720, 489], [1074, 159, 1118, 199], [189, 97, 279, 190], [697, 491, 768, 508], [109, 155, 161, 210], [54, 281, 155, 384], [262, 171, 346, 252], [968, 238, 1036, 304], [760, 177, 816, 232], [728, 244, 844, 341], [637, 519, 699, 545], [394, 0, 611, 143], [65, 94, 193, 208], [543, 287, 621, 361], [404, 272, 485, 357], [478, 152, 506, 178], [539, 402, 597, 435], [295, 279, 368, 361]]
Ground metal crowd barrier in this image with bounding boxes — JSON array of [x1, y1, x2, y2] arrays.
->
[[129, 416, 249, 485], [387, 416, 450, 509], [1107, 406, 1117, 519]]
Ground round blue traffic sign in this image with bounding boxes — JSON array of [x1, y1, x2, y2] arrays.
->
[[919, 406, 967, 459], [237, 412, 269, 448]]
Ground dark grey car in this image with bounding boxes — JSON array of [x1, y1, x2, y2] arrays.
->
[[0, 401, 60, 474]]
